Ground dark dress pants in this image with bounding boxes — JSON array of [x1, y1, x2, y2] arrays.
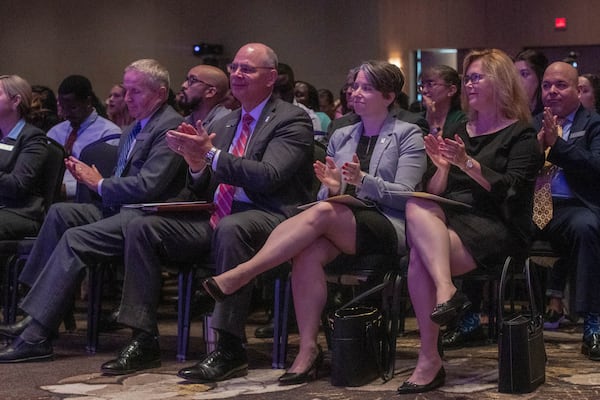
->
[[117, 212, 213, 334], [543, 199, 600, 314]]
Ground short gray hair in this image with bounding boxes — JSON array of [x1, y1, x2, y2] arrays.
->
[[125, 59, 170, 91]]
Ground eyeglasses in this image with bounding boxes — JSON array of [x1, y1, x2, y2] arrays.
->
[[185, 75, 213, 87], [463, 73, 485, 85], [417, 81, 448, 93], [227, 63, 274, 75]]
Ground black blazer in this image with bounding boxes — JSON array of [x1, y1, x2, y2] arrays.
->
[[100, 103, 186, 207], [191, 97, 314, 218], [533, 105, 600, 214], [0, 122, 48, 222]]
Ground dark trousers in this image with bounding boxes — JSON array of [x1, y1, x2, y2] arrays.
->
[[542, 198, 600, 314]]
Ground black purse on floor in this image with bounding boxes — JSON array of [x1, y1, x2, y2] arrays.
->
[[329, 282, 390, 387], [497, 258, 546, 393]]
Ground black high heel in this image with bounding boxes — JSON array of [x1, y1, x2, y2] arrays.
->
[[430, 291, 471, 326], [397, 367, 446, 394], [202, 277, 228, 302], [278, 345, 323, 385]]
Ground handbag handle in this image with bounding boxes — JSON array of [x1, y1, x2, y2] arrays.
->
[[497, 256, 541, 331], [336, 281, 389, 312]]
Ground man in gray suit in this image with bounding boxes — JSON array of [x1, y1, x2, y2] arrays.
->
[[99, 43, 314, 379], [0, 59, 186, 362]]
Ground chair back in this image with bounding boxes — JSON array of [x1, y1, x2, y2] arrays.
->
[[75, 134, 120, 203], [42, 137, 67, 213]]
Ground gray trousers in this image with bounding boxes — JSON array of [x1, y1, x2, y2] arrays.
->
[[19, 203, 136, 332]]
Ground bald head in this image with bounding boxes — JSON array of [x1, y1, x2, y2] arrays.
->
[[542, 61, 581, 117], [180, 64, 229, 113], [229, 43, 278, 110], [188, 65, 229, 99]]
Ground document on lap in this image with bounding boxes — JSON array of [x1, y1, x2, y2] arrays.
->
[[298, 194, 376, 210], [122, 201, 215, 213], [386, 191, 472, 208]]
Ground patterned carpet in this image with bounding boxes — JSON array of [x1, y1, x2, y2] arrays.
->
[[14, 319, 600, 400]]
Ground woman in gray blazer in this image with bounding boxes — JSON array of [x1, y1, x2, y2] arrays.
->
[[0, 75, 48, 239], [202, 60, 426, 385]]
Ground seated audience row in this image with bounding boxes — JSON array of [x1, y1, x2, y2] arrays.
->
[[0, 42, 598, 398]]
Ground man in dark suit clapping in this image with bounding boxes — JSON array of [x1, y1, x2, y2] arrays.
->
[[534, 61, 600, 360], [101, 43, 314, 379]]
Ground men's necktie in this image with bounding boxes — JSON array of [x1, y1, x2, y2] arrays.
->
[[114, 121, 142, 177], [210, 113, 254, 229], [532, 123, 563, 230], [64, 125, 79, 156]]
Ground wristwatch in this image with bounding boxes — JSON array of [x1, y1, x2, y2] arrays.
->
[[204, 147, 218, 166], [465, 157, 474, 170]]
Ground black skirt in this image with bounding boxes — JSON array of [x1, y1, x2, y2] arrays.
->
[[351, 207, 397, 256]]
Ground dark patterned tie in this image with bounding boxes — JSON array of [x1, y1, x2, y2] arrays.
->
[[209, 113, 254, 229], [64, 124, 79, 156], [114, 121, 142, 177]]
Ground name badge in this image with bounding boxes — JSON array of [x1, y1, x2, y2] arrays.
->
[[0, 143, 14, 152], [569, 130, 585, 139]]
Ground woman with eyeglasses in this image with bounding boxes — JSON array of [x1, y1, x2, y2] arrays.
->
[[398, 49, 544, 394], [201, 60, 426, 385], [0, 75, 48, 240], [419, 65, 466, 136]]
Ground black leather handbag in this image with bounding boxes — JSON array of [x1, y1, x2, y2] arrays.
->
[[497, 258, 546, 393], [329, 283, 387, 387]]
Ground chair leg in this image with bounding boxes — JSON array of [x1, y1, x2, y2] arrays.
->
[[177, 267, 195, 361], [86, 264, 104, 354], [381, 271, 403, 380], [3, 255, 18, 324], [272, 274, 291, 369]]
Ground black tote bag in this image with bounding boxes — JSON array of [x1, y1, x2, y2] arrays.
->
[[497, 258, 546, 393]]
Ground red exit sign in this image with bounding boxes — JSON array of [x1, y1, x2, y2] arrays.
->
[[555, 17, 567, 30]]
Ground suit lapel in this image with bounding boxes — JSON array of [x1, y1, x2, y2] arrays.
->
[[216, 109, 242, 149], [369, 115, 395, 174], [569, 106, 590, 140], [246, 98, 277, 153]]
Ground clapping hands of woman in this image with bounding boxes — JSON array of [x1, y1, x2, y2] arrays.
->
[[314, 156, 342, 196]]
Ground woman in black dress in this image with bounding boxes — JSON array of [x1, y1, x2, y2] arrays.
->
[[398, 49, 544, 394]]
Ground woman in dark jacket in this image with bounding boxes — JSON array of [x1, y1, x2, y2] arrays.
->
[[0, 74, 48, 239]]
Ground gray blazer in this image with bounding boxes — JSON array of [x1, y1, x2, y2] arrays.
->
[[320, 113, 426, 253], [101, 104, 186, 208]]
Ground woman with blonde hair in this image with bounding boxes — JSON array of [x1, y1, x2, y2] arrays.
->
[[0, 74, 48, 239], [398, 49, 543, 394]]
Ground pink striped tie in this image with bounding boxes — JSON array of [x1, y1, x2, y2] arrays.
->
[[210, 113, 254, 229]]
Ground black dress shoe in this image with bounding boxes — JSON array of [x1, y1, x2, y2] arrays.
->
[[397, 367, 446, 394], [101, 334, 161, 375], [0, 315, 32, 339], [442, 325, 487, 349], [278, 345, 323, 385], [430, 292, 472, 326], [177, 348, 248, 382], [202, 278, 228, 302], [0, 337, 53, 363], [582, 333, 600, 361]]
